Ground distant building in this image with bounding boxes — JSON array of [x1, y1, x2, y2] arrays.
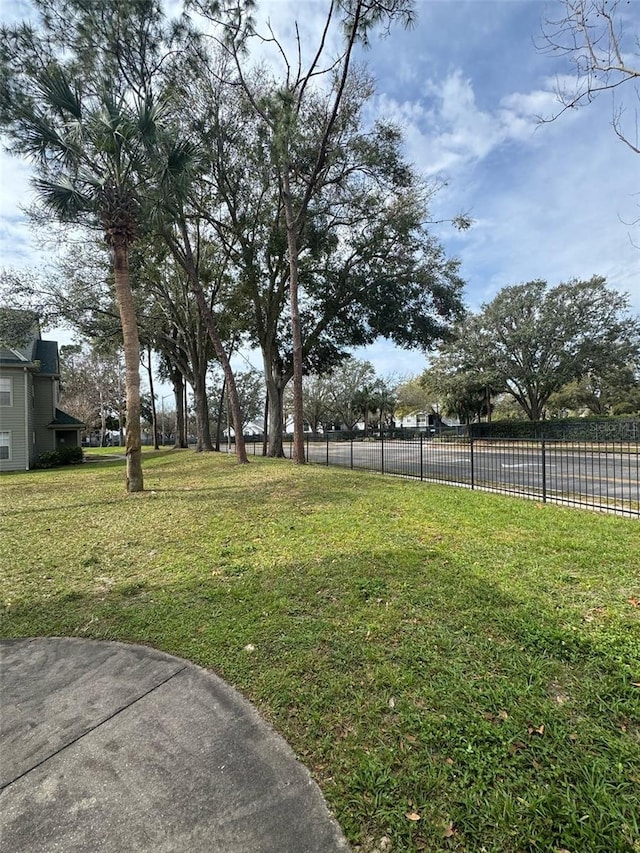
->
[[0, 316, 84, 471], [396, 408, 460, 430]]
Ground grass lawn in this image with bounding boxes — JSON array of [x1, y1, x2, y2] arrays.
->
[[1, 449, 639, 852]]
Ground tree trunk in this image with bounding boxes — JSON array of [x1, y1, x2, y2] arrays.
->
[[168, 220, 248, 464], [263, 357, 286, 457], [215, 376, 226, 452], [190, 281, 248, 463], [267, 381, 285, 457], [183, 381, 189, 446], [111, 236, 143, 492], [172, 370, 187, 448], [193, 361, 214, 452], [527, 398, 541, 421], [99, 389, 107, 447], [282, 168, 305, 464], [146, 345, 159, 450], [262, 393, 268, 457]]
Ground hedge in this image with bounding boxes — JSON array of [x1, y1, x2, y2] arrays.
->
[[470, 416, 639, 442]]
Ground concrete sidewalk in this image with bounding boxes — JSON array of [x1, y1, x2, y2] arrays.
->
[[0, 637, 351, 852]]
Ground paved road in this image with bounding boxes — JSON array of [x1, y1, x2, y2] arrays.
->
[[299, 439, 640, 513]]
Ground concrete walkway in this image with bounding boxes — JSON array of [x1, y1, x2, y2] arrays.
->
[[0, 637, 351, 852]]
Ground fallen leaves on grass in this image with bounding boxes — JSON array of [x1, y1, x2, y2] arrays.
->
[[483, 709, 509, 723], [442, 821, 456, 838]]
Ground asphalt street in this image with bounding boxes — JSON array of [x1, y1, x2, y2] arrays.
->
[[301, 439, 640, 513]]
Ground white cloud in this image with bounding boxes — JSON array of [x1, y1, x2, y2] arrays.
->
[[2, 0, 638, 380], [377, 69, 589, 186], [435, 106, 640, 313], [0, 156, 35, 219], [500, 89, 553, 118]]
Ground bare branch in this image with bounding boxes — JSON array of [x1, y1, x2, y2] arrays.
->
[[539, 0, 640, 151]]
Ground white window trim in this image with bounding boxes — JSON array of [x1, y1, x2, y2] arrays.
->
[[0, 430, 11, 461], [0, 376, 12, 407]]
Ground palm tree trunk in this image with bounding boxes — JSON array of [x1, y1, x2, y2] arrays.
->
[[111, 236, 144, 492]]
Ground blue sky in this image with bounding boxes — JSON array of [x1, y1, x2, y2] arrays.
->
[[1, 0, 638, 381]]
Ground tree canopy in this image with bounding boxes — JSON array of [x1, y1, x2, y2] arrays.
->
[[432, 277, 640, 421], [0, 0, 186, 490], [1, 0, 468, 466]]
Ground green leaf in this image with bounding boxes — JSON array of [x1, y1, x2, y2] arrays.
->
[[32, 176, 92, 219], [37, 63, 82, 119]]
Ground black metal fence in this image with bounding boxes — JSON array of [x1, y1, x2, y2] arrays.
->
[[275, 434, 640, 517]]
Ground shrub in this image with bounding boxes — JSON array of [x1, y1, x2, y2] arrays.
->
[[34, 446, 84, 469], [470, 416, 639, 442]]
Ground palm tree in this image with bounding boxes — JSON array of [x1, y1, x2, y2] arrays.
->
[[29, 72, 161, 489], [2, 50, 171, 490], [0, 0, 189, 491]]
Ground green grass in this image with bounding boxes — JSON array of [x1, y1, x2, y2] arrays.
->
[[2, 449, 639, 853]]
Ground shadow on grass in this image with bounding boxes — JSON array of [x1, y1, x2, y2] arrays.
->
[[1, 461, 367, 518], [2, 544, 638, 852]]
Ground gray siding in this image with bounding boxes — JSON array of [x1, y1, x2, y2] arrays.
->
[[33, 375, 56, 460], [0, 369, 29, 471]]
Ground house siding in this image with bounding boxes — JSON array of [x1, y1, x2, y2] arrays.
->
[[1, 320, 82, 471], [33, 375, 56, 460], [0, 368, 29, 471]]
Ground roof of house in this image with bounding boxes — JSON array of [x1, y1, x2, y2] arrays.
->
[[0, 309, 41, 362], [0, 346, 31, 365], [48, 408, 85, 428], [0, 313, 60, 375], [34, 340, 59, 375]]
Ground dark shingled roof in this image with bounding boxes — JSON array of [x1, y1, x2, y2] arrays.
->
[[49, 408, 85, 427], [34, 340, 59, 375]]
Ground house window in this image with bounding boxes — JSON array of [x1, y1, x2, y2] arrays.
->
[[0, 431, 10, 460], [0, 377, 11, 406], [417, 414, 427, 426]]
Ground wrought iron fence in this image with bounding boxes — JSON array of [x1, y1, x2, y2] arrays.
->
[[275, 433, 640, 517]]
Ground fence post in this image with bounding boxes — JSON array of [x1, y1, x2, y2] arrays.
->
[[541, 438, 547, 503], [381, 431, 385, 475], [326, 434, 329, 466], [420, 433, 423, 481], [470, 435, 475, 490], [350, 434, 353, 469]]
